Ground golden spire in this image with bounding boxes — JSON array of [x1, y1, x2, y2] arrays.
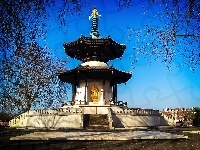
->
[[89, 6, 101, 20]]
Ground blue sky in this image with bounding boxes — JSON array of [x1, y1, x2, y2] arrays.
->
[[43, 0, 200, 110]]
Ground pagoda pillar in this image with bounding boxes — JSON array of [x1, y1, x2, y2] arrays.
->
[[115, 84, 118, 104], [72, 84, 76, 103], [112, 85, 115, 105], [103, 80, 105, 104], [84, 79, 87, 104]]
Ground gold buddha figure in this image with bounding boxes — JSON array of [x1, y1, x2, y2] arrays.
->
[[90, 85, 100, 103]]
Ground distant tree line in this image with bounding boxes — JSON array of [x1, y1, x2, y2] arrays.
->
[[193, 107, 200, 126]]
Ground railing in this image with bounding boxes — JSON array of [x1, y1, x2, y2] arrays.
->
[[62, 100, 86, 106], [116, 101, 127, 107], [9, 107, 84, 127], [109, 100, 128, 107], [28, 108, 83, 116], [111, 107, 160, 115], [63, 99, 128, 106], [61, 101, 73, 106], [75, 100, 86, 105], [9, 111, 30, 127]]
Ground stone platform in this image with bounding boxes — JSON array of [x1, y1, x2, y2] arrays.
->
[[10, 131, 188, 140], [9, 106, 168, 129]]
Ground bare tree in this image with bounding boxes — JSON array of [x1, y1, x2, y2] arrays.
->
[[0, 42, 68, 114], [0, 0, 90, 52], [119, 0, 200, 71], [0, 0, 90, 114]]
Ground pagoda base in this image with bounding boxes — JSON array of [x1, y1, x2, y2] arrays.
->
[[79, 105, 111, 114], [8, 105, 169, 129], [88, 101, 105, 105]]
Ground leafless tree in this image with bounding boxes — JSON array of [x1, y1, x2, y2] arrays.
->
[[0, 0, 90, 114], [119, 0, 200, 71], [0, 0, 90, 52], [0, 42, 68, 114]]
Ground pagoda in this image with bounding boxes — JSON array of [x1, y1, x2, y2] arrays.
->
[[9, 7, 167, 129], [57, 7, 132, 106]]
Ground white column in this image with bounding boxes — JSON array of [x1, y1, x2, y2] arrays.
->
[[101, 88, 104, 105]]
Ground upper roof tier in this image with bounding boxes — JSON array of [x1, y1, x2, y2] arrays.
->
[[63, 7, 126, 62], [63, 35, 126, 62]]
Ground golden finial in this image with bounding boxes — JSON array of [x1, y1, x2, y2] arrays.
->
[[89, 6, 101, 20]]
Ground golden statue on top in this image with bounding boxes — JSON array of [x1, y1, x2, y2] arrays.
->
[[89, 6, 101, 20]]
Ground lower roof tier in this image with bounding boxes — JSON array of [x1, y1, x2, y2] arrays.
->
[[56, 66, 132, 85]]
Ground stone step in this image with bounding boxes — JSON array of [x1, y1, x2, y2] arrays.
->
[[83, 114, 109, 129], [87, 124, 109, 130], [89, 114, 109, 129], [89, 114, 109, 125]]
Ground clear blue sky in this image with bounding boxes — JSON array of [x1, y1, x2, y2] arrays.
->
[[44, 0, 200, 111]]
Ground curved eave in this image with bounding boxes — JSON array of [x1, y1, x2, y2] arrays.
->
[[57, 66, 132, 85], [63, 36, 126, 62]]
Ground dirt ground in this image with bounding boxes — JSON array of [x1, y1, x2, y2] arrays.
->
[[0, 127, 200, 150]]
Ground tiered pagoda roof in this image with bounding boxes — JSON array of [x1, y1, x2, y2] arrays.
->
[[57, 7, 132, 85], [63, 36, 126, 63], [57, 65, 132, 85]]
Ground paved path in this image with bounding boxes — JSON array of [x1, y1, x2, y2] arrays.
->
[[10, 131, 188, 140]]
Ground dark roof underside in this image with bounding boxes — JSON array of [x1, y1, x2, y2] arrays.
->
[[57, 66, 132, 85]]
